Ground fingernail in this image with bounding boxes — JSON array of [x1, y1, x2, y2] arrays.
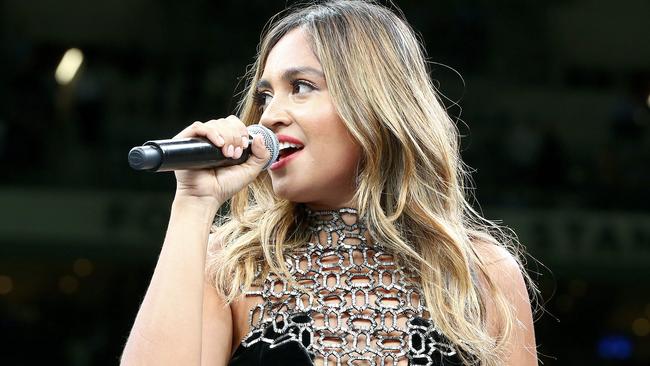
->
[[227, 145, 234, 157], [234, 147, 242, 159], [217, 135, 225, 146], [242, 136, 249, 148]]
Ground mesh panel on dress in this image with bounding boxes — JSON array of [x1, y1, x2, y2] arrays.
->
[[240, 208, 457, 366]]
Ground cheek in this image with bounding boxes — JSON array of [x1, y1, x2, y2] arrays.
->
[[324, 126, 360, 176], [307, 119, 358, 162], [314, 141, 361, 180], [299, 96, 361, 181]]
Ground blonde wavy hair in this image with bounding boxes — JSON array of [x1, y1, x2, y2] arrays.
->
[[207, 1, 536, 364]]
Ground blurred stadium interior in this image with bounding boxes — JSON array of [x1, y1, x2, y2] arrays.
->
[[0, 0, 649, 364]]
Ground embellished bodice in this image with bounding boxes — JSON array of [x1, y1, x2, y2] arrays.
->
[[229, 208, 461, 366]]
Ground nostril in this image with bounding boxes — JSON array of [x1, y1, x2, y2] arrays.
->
[[259, 118, 278, 131], [259, 112, 292, 131]]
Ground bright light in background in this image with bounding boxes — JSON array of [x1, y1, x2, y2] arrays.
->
[[646, 94, 650, 109], [55, 48, 84, 85]]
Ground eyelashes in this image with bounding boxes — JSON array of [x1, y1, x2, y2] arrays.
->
[[253, 90, 272, 109], [253, 79, 317, 110], [291, 79, 316, 94]]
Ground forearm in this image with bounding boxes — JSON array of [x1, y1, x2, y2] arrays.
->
[[121, 197, 220, 365]]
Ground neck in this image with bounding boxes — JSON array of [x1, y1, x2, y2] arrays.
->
[[303, 196, 358, 212]]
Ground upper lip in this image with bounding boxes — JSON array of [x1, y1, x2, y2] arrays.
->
[[276, 134, 304, 146]]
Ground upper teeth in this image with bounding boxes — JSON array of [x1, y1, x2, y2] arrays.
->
[[279, 142, 303, 150]]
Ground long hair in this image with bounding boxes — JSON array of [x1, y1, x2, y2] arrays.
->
[[206, 1, 537, 364]]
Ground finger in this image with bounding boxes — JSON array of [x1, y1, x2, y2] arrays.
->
[[248, 134, 270, 166], [174, 121, 207, 139], [203, 118, 238, 158], [205, 128, 226, 147], [241, 135, 250, 149], [224, 115, 240, 124], [234, 125, 249, 159], [174, 118, 246, 159], [220, 132, 234, 158], [222, 116, 247, 159], [237, 135, 267, 176], [198, 120, 223, 147], [229, 130, 242, 159], [174, 121, 227, 156]]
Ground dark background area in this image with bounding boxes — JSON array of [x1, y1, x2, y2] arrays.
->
[[1, 0, 649, 365]]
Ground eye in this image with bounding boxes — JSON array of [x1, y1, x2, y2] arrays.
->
[[254, 91, 273, 109], [291, 80, 316, 95]]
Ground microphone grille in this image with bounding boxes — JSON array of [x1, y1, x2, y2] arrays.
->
[[247, 124, 279, 170]]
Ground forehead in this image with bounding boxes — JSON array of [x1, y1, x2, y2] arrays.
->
[[262, 28, 322, 77]]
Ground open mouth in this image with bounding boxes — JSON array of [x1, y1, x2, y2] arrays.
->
[[278, 141, 304, 160]]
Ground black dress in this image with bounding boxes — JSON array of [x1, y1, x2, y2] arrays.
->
[[228, 315, 464, 365]]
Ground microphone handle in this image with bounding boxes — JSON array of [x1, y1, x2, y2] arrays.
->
[[130, 137, 251, 172]]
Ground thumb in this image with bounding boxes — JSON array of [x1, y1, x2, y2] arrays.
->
[[243, 134, 272, 170]]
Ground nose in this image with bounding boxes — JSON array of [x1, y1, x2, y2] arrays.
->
[[258, 97, 291, 132]]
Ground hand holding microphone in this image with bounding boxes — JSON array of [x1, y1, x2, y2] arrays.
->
[[128, 116, 279, 204]]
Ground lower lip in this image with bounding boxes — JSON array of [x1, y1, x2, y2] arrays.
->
[[270, 149, 303, 171]]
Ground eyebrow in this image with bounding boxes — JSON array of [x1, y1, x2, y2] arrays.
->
[[256, 66, 325, 90]]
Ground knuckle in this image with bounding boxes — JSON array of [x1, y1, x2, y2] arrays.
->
[[206, 124, 221, 133], [226, 115, 243, 126]]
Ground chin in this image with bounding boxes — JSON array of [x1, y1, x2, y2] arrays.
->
[[269, 173, 356, 207], [270, 180, 303, 202], [271, 182, 327, 206]]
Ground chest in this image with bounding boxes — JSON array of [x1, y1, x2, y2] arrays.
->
[[229, 245, 455, 365]]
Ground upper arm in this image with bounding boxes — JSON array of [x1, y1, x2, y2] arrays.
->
[[201, 233, 233, 366], [476, 243, 538, 366]]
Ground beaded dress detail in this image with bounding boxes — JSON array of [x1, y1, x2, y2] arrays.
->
[[229, 208, 460, 366]]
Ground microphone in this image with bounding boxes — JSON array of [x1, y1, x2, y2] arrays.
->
[[128, 124, 279, 172]]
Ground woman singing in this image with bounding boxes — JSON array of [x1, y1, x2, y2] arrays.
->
[[121, 1, 538, 365]]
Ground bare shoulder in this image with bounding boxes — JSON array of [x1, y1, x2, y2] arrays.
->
[[473, 239, 520, 269], [473, 241, 528, 302], [472, 240, 526, 290], [472, 239, 538, 365]]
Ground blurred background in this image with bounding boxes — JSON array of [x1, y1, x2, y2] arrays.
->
[[1, 0, 648, 364]]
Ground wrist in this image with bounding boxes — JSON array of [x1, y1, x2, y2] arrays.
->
[[171, 195, 222, 219], [174, 189, 222, 205]]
